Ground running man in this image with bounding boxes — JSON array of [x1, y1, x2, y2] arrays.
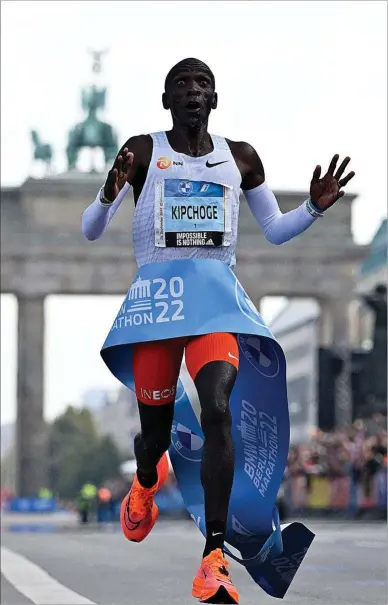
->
[[82, 58, 355, 604]]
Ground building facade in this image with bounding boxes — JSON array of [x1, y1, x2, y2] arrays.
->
[[270, 218, 387, 436]]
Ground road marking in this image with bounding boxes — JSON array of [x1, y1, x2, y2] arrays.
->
[[1, 546, 96, 605], [312, 535, 386, 547], [354, 540, 387, 549]]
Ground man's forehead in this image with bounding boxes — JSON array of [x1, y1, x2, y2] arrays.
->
[[171, 69, 212, 80]]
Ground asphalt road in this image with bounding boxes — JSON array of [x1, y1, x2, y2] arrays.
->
[[1, 520, 386, 605]]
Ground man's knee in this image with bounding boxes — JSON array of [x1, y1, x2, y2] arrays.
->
[[200, 399, 232, 431], [194, 361, 236, 434]]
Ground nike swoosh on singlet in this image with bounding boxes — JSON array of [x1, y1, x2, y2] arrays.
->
[[205, 160, 229, 168]]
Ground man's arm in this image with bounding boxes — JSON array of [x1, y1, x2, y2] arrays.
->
[[229, 141, 355, 245], [81, 135, 152, 241], [227, 140, 266, 191], [230, 141, 318, 245]]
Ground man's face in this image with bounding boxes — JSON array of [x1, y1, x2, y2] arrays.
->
[[164, 69, 216, 127]]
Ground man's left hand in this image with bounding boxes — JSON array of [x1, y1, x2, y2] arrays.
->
[[310, 155, 355, 212]]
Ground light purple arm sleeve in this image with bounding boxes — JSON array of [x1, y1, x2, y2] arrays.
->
[[243, 182, 318, 245], [81, 182, 131, 241]]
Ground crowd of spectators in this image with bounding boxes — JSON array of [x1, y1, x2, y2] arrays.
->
[[287, 415, 387, 497]]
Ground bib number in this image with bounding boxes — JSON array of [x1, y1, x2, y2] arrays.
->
[[155, 179, 232, 248]]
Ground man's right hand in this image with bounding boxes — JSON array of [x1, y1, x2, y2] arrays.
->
[[103, 148, 134, 202]]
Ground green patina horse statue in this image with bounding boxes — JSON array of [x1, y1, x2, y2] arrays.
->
[[31, 130, 53, 173], [66, 85, 118, 172]]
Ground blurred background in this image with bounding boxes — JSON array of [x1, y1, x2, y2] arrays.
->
[[1, 0, 386, 526]]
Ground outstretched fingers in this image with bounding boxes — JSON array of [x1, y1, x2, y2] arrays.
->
[[312, 165, 321, 181], [338, 171, 355, 188], [327, 154, 339, 175], [334, 156, 351, 181]]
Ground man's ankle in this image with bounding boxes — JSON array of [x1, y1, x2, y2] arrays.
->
[[136, 469, 158, 489], [203, 520, 226, 557]]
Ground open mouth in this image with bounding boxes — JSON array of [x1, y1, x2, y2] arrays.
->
[[186, 100, 201, 112]]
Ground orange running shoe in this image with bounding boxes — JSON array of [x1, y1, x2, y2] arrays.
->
[[120, 453, 169, 543], [192, 549, 239, 604]]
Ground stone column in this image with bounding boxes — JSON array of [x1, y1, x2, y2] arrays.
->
[[15, 296, 47, 497], [318, 301, 334, 347], [322, 298, 353, 428]]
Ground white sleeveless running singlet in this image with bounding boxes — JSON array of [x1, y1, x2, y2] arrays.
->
[[132, 131, 242, 268]]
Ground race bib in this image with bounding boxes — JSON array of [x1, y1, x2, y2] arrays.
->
[[155, 179, 232, 248]]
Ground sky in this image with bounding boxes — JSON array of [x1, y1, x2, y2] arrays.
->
[[1, 0, 387, 425]]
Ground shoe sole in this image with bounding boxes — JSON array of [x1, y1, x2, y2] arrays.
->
[[129, 504, 159, 543], [121, 494, 159, 543], [200, 584, 239, 604]]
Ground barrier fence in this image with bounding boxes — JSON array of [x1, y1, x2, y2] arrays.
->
[[287, 467, 387, 512]]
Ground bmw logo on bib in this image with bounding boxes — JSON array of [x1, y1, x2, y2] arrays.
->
[[178, 180, 194, 195], [171, 421, 203, 462]]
